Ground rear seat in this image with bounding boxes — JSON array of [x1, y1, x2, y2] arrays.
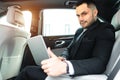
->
[[45, 9, 120, 80], [107, 59, 120, 80], [104, 9, 120, 79]]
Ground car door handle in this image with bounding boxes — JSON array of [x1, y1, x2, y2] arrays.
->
[[55, 40, 65, 48]]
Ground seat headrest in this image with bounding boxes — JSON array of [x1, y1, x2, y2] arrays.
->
[[6, 6, 25, 27], [111, 9, 120, 30]]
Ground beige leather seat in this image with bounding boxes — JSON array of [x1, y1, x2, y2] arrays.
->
[[0, 6, 31, 80]]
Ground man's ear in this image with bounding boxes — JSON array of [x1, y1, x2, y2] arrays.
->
[[94, 9, 98, 17]]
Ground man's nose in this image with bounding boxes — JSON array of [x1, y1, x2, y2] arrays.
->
[[79, 17, 84, 22], [79, 16, 84, 22]]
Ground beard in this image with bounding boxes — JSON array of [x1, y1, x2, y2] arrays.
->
[[80, 21, 87, 28]]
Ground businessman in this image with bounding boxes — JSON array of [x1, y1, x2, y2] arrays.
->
[[15, 0, 115, 80]]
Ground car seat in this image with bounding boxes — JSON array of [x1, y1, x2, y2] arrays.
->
[[0, 6, 31, 79]]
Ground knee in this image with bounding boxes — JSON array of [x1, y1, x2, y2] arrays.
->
[[23, 66, 36, 72], [21, 66, 35, 74], [22, 66, 41, 74], [24, 66, 34, 70]]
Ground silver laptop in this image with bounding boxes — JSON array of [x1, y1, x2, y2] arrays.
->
[[27, 35, 49, 65]]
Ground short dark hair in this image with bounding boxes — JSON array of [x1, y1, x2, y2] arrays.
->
[[76, 0, 96, 7]]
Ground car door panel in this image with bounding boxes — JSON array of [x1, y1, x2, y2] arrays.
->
[[43, 35, 73, 56]]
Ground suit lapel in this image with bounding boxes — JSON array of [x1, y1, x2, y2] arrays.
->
[[70, 29, 89, 58]]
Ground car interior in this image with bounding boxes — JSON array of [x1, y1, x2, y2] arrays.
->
[[0, 0, 120, 80]]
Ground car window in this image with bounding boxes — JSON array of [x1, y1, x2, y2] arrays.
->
[[39, 9, 81, 36]]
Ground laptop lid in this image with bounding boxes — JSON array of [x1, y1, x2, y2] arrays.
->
[[27, 35, 49, 65]]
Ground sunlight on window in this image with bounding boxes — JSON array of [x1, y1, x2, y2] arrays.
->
[[22, 11, 32, 33], [41, 9, 81, 36]]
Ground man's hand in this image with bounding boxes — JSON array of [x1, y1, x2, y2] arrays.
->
[[41, 47, 67, 76]]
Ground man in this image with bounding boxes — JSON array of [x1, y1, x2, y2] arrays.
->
[[15, 0, 115, 80]]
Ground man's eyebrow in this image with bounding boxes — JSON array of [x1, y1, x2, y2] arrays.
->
[[81, 11, 88, 14], [76, 11, 88, 16]]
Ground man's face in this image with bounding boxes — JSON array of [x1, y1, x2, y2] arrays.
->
[[76, 3, 98, 28]]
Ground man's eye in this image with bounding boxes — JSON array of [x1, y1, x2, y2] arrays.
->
[[82, 12, 87, 16], [76, 14, 80, 17]]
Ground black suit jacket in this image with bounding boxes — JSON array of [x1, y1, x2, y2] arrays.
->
[[61, 20, 115, 77]]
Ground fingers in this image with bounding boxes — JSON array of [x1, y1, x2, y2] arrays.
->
[[41, 59, 53, 70], [41, 60, 49, 72], [47, 47, 57, 58], [41, 64, 47, 70], [41, 64, 50, 73], [41, 59, 52, 74], [43, 68, 49, 73], [41, 59, 48, 65]]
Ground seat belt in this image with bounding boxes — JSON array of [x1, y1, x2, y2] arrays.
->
[[107, 58, 120, 80]]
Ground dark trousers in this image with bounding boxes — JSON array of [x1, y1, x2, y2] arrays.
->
[[16, 45, 47, 80], [15, 66, 47, 80]]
